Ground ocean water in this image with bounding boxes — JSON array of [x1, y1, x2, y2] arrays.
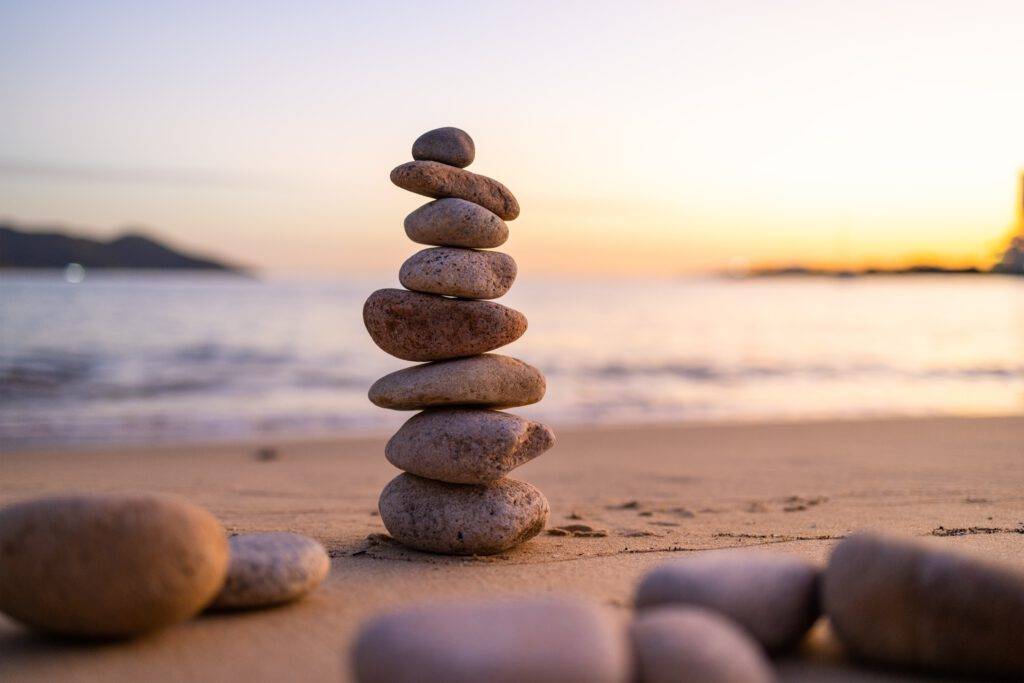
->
[[1, 271, 1022, 448]]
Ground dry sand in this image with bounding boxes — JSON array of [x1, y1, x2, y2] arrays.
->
[[1, 415, 1022, 682]]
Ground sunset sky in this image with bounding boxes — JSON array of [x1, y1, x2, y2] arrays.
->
[[2, 1, 1022, 275]]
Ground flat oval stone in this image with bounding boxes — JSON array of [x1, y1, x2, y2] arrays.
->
[[823, 532, 1024, 676], [412, 127, 475, 168], [378, 473, 548, 555], [364, 289, 526, 362], [633, 607, 776, 683], [635, 550, 820, 652], [391, 161, 520, 220], [386, 409, 555, 484], [368, 354, 546, 410], [0, 494, 228, 637], [405, 199, 508, 249], [210, 532, 329, 610], [399, 248, 517, 300], [352, 597, 630, 683]]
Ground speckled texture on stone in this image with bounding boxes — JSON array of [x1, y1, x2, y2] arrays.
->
[[378, 473, 549, 555], [385, 409, 555, 484], [0, 494, 228, 637], [390, 161, 520, 220], [635, 549, 820, 652], [363, 289, 526, 362], [412, 127, 475, 168], [823, 532, 1024, 677], [352, 597, 630, 683], [368, 354, 546, 410], [399, 248, 517, 300], [632, 607, 776, 683], [405, 199, 508, 249], [211, 532, 329, 610]]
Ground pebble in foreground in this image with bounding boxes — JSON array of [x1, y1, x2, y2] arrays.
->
[[635, 549, 820, 652], [399, 247, 517, 300], [352, 597, 630, 683], [390, 160, 520, 220], [210, 532, 329, 610], [378, 473, 549, 555], [363, 288, 527, 362], [412, 126, 475, 168], [0, 494, 228, 637], [368, 354, 546, 410], [823, 532, 1024, 677], [632, 607, 776, 683], [404, 198, 508, 249]]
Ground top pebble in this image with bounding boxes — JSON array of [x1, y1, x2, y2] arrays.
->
[[412, 127, 475, 168]]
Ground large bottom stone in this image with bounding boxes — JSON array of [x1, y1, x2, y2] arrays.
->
[[378, 474, 548, 555]]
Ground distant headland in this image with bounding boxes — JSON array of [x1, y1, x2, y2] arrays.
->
[[0, 223, 245, 273]]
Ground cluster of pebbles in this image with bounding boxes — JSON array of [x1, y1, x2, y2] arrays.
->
[[352, 533, 1024, 681], [364, 127, 554, 555], [0, 493, 329, 637]]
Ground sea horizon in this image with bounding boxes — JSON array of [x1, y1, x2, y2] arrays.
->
[[3, 270, 1021, 450]]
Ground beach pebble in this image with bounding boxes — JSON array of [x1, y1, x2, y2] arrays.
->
[[400, 247, 517, 300], [0, 494, 228, 637], [210, 532, 329, 610], [364, 289, 527, 362], [822, 532, 1024, 676], [635, 549, 820, 652], [368, 354, 546, 410], [386, 409, 555, 484], [412, 127, 475, 168], [632, 607, 776, 683], [391, 161, 520, 220], [405, 198, 508, 249], [352, 597, 630, 682], [378, 473, 548, 555]]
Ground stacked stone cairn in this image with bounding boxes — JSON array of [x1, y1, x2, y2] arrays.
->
[[363, 127, 554, 555]]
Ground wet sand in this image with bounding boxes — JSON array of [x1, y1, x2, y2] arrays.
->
[[1, 415, 1022, 682]]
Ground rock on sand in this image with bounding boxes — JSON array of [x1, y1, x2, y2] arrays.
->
[[352, 597, 630, 682], [0, 494, 228, 637], [378, 473, 548, 555]]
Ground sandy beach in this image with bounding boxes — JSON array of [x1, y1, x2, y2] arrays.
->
[[1, 414, 1021, 681]]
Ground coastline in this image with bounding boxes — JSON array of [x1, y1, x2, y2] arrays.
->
[[2, 414, 1023, 681]]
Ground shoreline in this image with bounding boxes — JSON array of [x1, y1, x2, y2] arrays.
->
[[2, 414, 1023, 681], [5, 410, 1022, 455]]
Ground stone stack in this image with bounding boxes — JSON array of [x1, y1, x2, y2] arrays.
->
[[364, 127, 554, 556]]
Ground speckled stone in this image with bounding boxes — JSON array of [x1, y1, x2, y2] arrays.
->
[[386, 409, 555, 484], [210, 532, 329, 610], [378, 473, 548, 555], [399, 247, 517, 300], [635, 550, 820, 652], [352, 597, 630, 683], [368, 354, 546, 410], [632, 607, 776, 683], [405, 199, 508, 249], [0, 494, 228, 637], [823, 532, 1024, 676], [412, 127, 475, 168], [364, 289, 526, 362], [391, 161, 520, 220]]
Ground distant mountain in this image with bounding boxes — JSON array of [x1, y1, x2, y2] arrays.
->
[[0, 224, 244, 272]]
